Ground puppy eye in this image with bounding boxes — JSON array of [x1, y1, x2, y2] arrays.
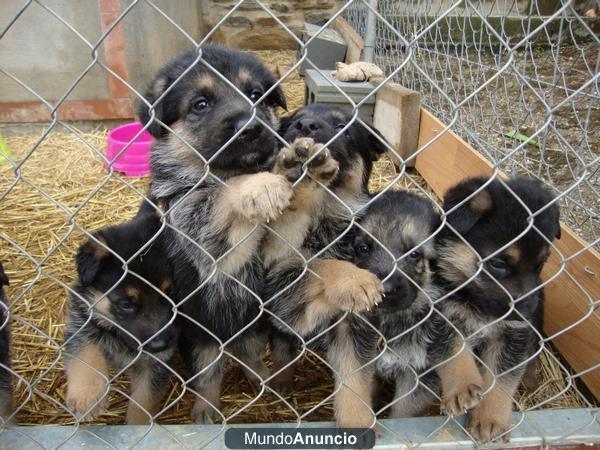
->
[[488, 257, 509, 276], [409, 250, 421, 260], [356, 243, 370, 255], [118, 300, 137, 314], [249, 90, 263, 102], [192, 98, 209, 112], [490, 258, 507, 269], [334, 124, 346, 132]]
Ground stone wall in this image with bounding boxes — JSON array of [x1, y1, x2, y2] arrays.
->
[[201, 0, 341, 50]]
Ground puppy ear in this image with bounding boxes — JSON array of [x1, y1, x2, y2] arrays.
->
[[137, 72, 179, 138], [353, 124, 388, 162], [76, 234, 110, 286], [0, 263, 9, 287], [267, 82, 287, 110], [549, 203, 561, 240], [443, 179, 493, 235], [278, 114, 294, 137], [367, 126, 388, 161]]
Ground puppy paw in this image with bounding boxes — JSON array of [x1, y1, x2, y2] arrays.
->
[[334, 271, 382, 313], [468, 405, 511, 443], [316, 260, 383, 313], [66, 378, 108, 420], [441, 383, 483, 417], [271, 377, 294, 397], [270, 368, 295, 397], [337, 409, 375, 429], [191, 398, 221, 424], [237, 172, 294, 222], [274, 137, 339, 186]]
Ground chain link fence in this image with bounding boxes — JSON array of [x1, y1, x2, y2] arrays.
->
[[0, 0, 598, 448], [344, 0, 599, 244]]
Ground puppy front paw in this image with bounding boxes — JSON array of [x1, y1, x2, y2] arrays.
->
[[441, 383, 483, 416], [66, 378, 108, 420], [337, 411, 375, 429], [468, 404, 511, 443], [315, 260, 383, 313], [237, 172, 294, 222], [191, 398, 221, 424], [274, 137, 339, 186]]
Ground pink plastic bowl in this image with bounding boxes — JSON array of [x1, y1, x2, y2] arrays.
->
[[105, 122, 153, 177]]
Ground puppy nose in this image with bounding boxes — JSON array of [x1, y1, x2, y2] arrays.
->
[[383, 279, 400, 295], [383, 275, 406, 295], [296, 118, 320, 134], [145, 328, 175, 353], [234, 117, 261, 140]]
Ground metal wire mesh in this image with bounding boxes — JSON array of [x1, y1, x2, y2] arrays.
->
[[0, 0, 598, 448], [344, 0, 599, 244]]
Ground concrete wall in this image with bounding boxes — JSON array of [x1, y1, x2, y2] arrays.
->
[[0, 0, 204, 104], [0, 0, 109, 103], [120, 0, 204, 94], [0, 0, 339, 113]]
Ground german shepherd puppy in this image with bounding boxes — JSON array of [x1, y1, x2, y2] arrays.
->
[[351, 191, 483, 418], [436, 176, 561, 442], [0, 263, 12, 422], [64, 212, 177, 424], [263, 105, 388, 427], [137, 46, 289, 423]]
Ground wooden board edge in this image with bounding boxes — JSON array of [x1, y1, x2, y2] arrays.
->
[[332, 16, 364, 63], [414, 107, 600, 400]]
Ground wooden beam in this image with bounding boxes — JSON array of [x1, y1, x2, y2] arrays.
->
[[373, 83, 421, 167], [0, 98, 133, 123], [414, 109, 496, 196], [332, 16, 364, 63], [415, 107, 600, 400], [276, 64, 293, 79]]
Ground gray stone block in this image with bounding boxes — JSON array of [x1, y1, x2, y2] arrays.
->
[[298, 23, 347, 76], [304, 69, 377, 123]]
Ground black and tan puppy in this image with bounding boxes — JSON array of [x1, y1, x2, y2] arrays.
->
[[351, 191, 483, 419], [436, 176, 560, 442], [64, 212, 177, 424], [0, 263, 12, 422], [263, 104, 387, 266], [138, 46, 291, 423], [263, 105, 388, 427]]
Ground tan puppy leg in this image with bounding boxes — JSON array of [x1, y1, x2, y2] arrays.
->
[[126, 366, 165, 425], [65, 343, 109, 420], [438, 339, 483, 416], [468, 371, 518, 443], [329, 322, 375, 428]]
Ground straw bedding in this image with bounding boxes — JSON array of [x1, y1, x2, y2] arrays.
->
[[0, 50, 588, 426]]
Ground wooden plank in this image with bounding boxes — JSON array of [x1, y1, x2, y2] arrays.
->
[[540, 230, 600, 399], [414, 109, 495, 196], [373, 83, 421, 167], [332, 16, 364, 63], [276, 64, 293, 79], [415, 107, 600, 400], [0, 98, 133, 123]]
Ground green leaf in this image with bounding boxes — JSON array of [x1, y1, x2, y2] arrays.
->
[[0, 134, 12, 164], [502, 130, 541, 148]]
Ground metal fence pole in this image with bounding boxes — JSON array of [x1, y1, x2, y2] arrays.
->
[[363, 0, 378, 63]]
